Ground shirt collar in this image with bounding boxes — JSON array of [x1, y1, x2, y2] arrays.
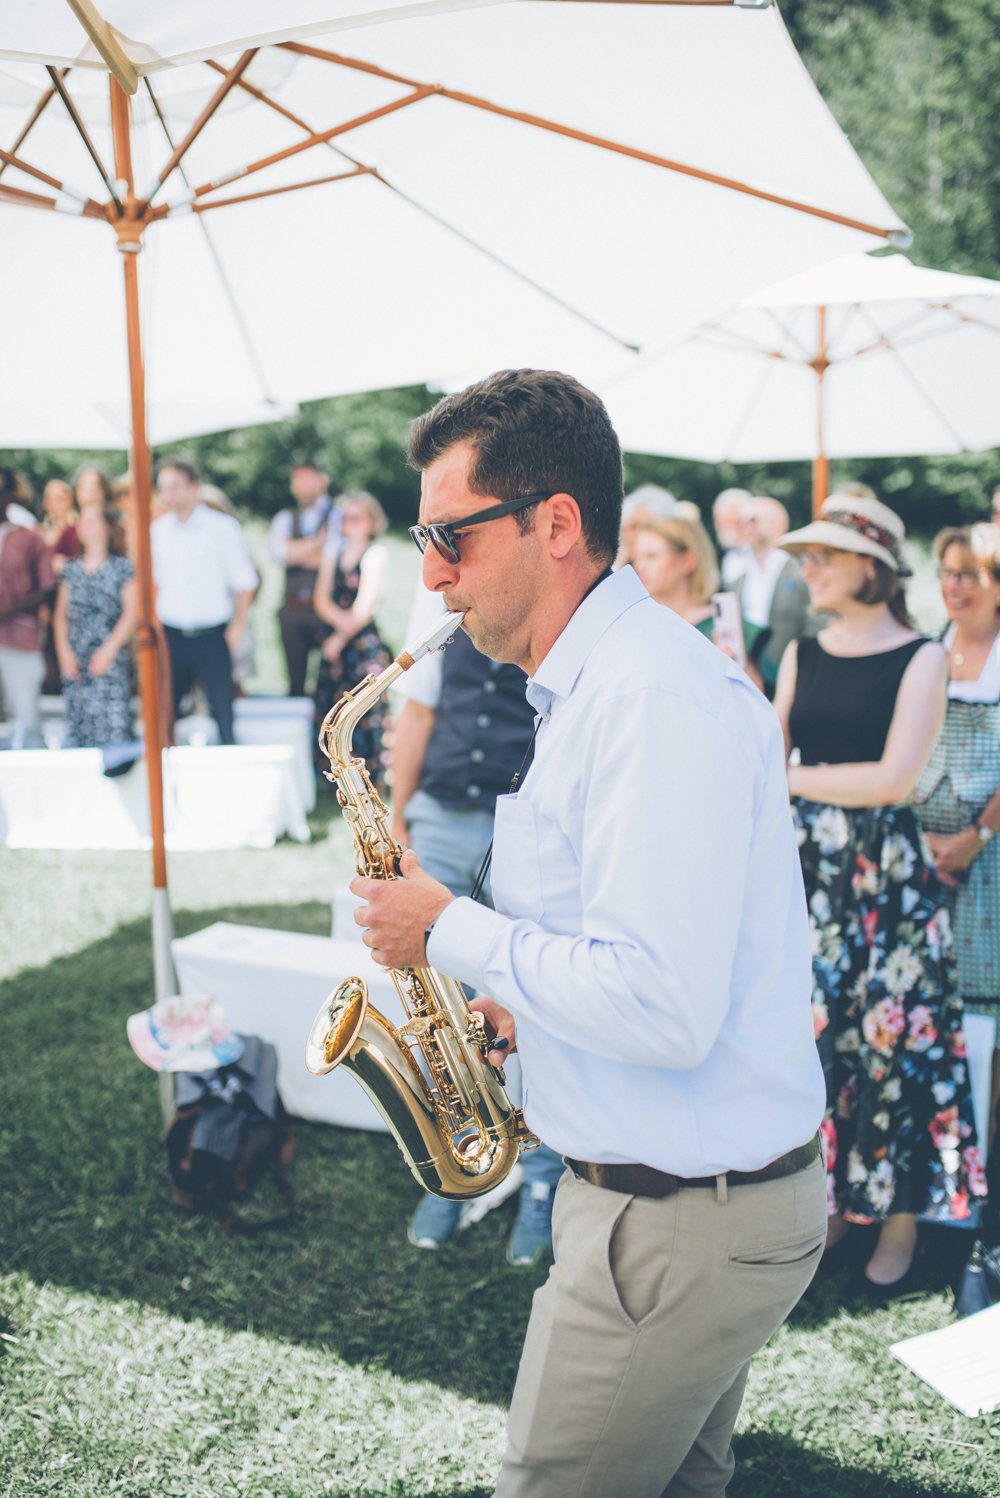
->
[[526, 565, 647, 716]]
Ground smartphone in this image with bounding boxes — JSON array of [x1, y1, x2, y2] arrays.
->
[[712, 592, 746, 668]]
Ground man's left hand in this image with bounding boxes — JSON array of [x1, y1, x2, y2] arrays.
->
[[351, 848, 454, 969], [225, 621, 244, 657]]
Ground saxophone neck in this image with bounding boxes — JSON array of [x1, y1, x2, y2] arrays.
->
[[318, 609, 465, 768]]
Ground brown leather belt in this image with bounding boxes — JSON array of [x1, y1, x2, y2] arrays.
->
[[566, 1133, 821, 1200]]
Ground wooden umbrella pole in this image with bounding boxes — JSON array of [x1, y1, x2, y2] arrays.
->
[[109, 78, 176, 1009], [812, 303, 830, 516]]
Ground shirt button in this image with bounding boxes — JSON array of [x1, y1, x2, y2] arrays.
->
[[482, 679, 497, 694], [470, 748, 485, 763], [467, 784, 481, 799], [476, 713, 491, 728]]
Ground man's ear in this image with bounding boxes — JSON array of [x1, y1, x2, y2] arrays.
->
[[545, 493, 583, 559]]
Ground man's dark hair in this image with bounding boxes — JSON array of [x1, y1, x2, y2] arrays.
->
[[156, 455, 201, 486], [408, 369, 624, 568], [0, 466, 32, 508]]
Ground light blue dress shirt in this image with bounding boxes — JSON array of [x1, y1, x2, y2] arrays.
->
[[429, 566, 825, 1176]]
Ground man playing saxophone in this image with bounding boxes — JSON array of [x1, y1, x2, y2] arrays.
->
[[353, 369, 826, 1498]]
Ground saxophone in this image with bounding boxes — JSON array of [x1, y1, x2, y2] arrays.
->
[[305, 608, 537, 1198]]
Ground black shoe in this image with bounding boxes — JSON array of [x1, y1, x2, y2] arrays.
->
[[859, 1243, 925, 1304]]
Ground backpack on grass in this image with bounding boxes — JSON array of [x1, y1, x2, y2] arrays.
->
[[164, 1035, 294, 1232]]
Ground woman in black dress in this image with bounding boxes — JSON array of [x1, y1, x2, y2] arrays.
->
[[312, 490, 392, 792], [774, 492, 986, 1295], [53, 503, 135, 747]]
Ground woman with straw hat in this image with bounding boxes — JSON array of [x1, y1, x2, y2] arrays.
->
[[774, 491, 986, 1298]]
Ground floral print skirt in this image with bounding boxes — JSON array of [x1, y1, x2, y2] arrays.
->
[[792, 798, 986, 1225]]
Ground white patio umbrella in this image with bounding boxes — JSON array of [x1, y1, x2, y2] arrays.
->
[[604, 251, 1000, 514], [0, 1, 909, 994]]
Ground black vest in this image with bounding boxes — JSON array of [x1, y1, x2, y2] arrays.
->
[[421, 630, 536, 811], [283, 498, 331, 604]]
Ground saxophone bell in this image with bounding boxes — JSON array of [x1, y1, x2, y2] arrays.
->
[[305, 977, 368, 1075]]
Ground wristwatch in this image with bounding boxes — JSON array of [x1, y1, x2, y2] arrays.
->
[[975, 821, 995, 848]]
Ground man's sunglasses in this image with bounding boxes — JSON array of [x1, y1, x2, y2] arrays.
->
[[408, 493, 551, 564]]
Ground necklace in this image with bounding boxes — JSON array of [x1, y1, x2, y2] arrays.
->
[[950, 626, 1000, 675]]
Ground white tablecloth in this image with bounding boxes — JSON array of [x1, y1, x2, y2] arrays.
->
[[164, 744, 309, 848], [0, 744, 309, 850], [175, 696, 317, 813], [171, 921, 406, 1128], [0, 748, 150, 849]]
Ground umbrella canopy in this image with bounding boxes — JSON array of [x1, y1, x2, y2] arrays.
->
[[0, 1, 909, 446], [603, 251, 1000, 511], [0, 1, 909, 1000]]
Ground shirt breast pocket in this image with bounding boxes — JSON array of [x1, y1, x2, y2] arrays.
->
[[491, 794, 547, 925]]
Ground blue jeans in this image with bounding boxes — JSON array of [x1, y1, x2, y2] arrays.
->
[[405, 789, 563, 1194]]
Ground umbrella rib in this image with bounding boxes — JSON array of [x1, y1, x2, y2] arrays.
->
[[0, 144, 101, 209], [45, 64, 123, 211], [143, 76, 285, 412], [0, 73, 62, 185], [848, 305, 1000, 359], [759, 307, 814, 363], [854, 303, 971, 450], [281, 41, 902, 242], [0, 179, 105, 219], [186, 89, 435, 201], [201, 63, 639, 353], [148, 50, 258, 204], [719, 355, 782, 460], [182, 166, 373, 213]]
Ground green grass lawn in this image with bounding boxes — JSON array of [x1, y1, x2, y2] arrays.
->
[[1, 529, 995, 1497], [2, 827, 998, 1498]]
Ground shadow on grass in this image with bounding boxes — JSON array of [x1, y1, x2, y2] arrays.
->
[[730, 1432, 984, 1498], [0, 905, 987, 1498], [0, 903, 542, 1409]]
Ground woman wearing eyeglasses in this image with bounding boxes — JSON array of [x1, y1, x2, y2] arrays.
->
[[312, 490, 392, 791], [773, 493, 986, 1298], [913, 524, 1000, 1170]]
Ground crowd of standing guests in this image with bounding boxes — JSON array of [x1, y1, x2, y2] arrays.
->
[[2, 449, 998, 1294], [628, 482, 998, 1298]]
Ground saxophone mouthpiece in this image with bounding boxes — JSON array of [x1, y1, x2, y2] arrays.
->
[[396, 609, 466, 671]]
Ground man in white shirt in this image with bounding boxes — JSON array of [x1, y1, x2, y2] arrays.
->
[[268, 462, 340, 697], [735, 496, 813, 698], [152, 457, 258, 744], [713, 486, 753, 587], [352, 370, 826, 1498]]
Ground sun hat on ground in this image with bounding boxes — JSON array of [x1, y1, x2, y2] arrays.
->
[[127, 995, 244, 1073], [778, 492, 910, 575]]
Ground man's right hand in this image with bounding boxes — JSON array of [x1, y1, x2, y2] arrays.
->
[[470, 997, 517, 1068]]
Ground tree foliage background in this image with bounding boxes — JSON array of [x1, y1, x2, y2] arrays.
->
[[4, 0, 999, 534]]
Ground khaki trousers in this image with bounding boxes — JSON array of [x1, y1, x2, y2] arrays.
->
[[494, 1154, 826, 1498]]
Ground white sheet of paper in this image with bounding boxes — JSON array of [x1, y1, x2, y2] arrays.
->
[[891, 1303, 1000, 1416]]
